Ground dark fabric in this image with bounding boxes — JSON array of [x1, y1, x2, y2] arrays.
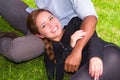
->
[[44, 53, 56, 80], [71, 46, 120, 80], [44, 17, 104, 80], [0, 0, 28, 34]]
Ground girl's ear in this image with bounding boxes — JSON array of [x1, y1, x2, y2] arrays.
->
[[36, 34, 45, 38]]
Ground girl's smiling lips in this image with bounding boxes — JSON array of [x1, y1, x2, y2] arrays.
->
[[51, 26, 58, 33]]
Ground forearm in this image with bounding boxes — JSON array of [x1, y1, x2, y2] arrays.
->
[[72, 16, 98, 54]]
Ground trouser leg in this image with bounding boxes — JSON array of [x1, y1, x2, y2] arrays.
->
[[0, 0, 45, 63], [70, 63, 92, 80], [100, 46, 120, 80], [0, 34, 45, 63], [0, 0, 28, 34], [70, 45, 120, 80]]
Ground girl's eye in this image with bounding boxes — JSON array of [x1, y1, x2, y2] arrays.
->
[[42, 25, 46, 28], [50, 16, 53, 20]]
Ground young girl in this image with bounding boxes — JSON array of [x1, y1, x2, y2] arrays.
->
[[27, 9, 120, 80]]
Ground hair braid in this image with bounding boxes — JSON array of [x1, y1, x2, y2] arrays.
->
[[43, 38, 56, 63]]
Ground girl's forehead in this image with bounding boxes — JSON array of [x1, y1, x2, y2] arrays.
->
[[37, 11, 51, 20], [36, 11, 52, 26], [40, 11, 51, 16]]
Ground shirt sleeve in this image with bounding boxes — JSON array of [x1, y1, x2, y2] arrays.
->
[[70, 0, 98, 19], [88, 31, 103, 60], [26, 7, 37, 13]]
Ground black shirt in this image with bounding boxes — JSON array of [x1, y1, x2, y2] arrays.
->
[[44, 17, 104, 80]]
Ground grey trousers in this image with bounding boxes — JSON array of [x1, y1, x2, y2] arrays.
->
[[0, 0, 44, 63]]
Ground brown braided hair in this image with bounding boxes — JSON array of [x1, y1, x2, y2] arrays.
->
[[27, 9, 56, 63], [43, 38, 56, 63]]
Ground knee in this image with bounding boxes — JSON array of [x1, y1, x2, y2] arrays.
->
[[103, 46, 120, 63], [6, 51, 23, 63], [14, 36, 45, 63], [7, 48, 44, 63], [7, 47, 45, 63], [6, 42, 45, 63]]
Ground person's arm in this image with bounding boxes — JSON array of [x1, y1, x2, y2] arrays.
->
[[64, 0, 98, 72], [64, 0, 97, 72], [88, 31, 103, 79], [64, 16, 97, 72], [70, 0, 98, 50]]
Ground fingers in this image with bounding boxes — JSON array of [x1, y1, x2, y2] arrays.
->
[[64, 62, 78, 73], [94, 78, 99, 80], [71, 30, 86, 40], [89, 57, 103, 79], [70, 30, 86, 47], [89, 63, 102, 78], [64, 51, 82, 73], [64, 56, 80, 72]]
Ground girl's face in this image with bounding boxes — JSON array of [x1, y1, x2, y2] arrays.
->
[[36, 11, 63, 41]]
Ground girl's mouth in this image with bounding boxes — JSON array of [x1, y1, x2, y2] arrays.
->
[[52, 26, 58, 33]]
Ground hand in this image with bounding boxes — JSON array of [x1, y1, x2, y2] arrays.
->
[[64, 51, 82, 72], [89, 57, 103, 79], [70, 30, 86, 47]]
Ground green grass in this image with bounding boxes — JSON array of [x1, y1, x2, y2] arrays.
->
[[0, 0, 120, 80], [0, 56, 47, 80], [93, 0, 120, 45]]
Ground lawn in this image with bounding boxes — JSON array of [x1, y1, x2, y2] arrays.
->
[[0, 0, 120, 80]]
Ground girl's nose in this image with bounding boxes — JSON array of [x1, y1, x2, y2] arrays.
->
[[48, 21, 54, 28]]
